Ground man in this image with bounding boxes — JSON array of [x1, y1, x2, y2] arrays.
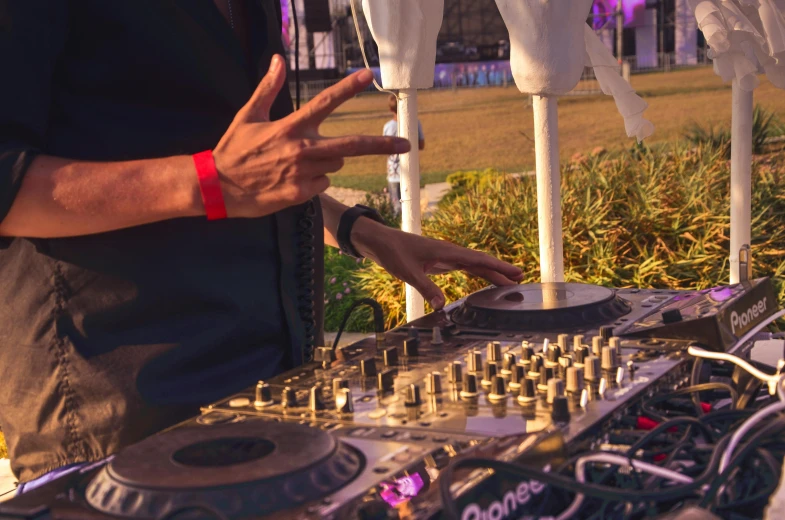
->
[[383, 94, 424, 216], [0, 1, 523, 486]]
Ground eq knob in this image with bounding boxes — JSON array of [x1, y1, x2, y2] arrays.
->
[[519, 358, 531, 375], [332, 378, 349, 397], [539, 366, 555, 391], [377, 369, 395, 393], [558, 334, 570, 352], [591, 336, 603, 356], [468, 350, 483, 373], [517, 377, 537, 404], [558, 355, 573, 379], [254, 381, 273, 408], [461, 373, 479, 398], [488, 375, 507, 401], [335, 388, 354, 413], [382, 346, 399, 367], [551, 396, 571, 423], [585, 356, 602, 382], [529, 355, 542, 375], [599, 326, 614, 340], [360, 358, 377, 377], [574, 346, 588, 366], [547, 345, 562, 364], [403, 338, 419, 357], [601, 346, 614, 371], [405, 384, 422, 407], [448, 361, 463, 384], [573, 334, 585, 351], [487, 341, 502, 362], [426, 372, 443, 394], [483, 361, 499, 386], [521, 343, 534, 361], [281, 386, 298, 408], [309, 385, 326, 412], [502, 352, 517, 373], [566, 366, 585, 395], [609, 336, 621, 349], [509, 363, 525, 391], [547, 378, 565, 404]]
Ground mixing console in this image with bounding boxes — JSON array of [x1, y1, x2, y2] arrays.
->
[[2, 280, 779, 520]]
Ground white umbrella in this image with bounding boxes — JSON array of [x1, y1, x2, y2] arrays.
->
[[495, 0, 654, 283], [689, 0, 785, 283], [361, 0, 444, 321]]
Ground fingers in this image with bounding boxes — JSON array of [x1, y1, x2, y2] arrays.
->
[[289, 69, 375, 127], [450, 247, 523, 282], [305, 135, 410, 159], [465, 266, 520, 287], [239, 55, 287, 123], [406, 270, 445, 310]]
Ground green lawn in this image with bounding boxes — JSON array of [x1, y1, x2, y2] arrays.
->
[[321, 67, 785, 191]]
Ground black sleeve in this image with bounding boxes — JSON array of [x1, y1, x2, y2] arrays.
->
[[0, 1, 68, 225]]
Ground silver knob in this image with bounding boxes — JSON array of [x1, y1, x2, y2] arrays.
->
[[566, 366, 585, 395], [467, 350, 483, 373], [332, 377, 349, 397], [558, 334, 570, 352], [585, 356, 601, 381], [254, 381, 273, 407], [547, 378, 565, 404], [573, 334, 585, 351], [309, 385, 325, 411], [601, 346, 614, 371], [592, 336, 603, 357], [432, 326, 444, 345], [488, 375, 507, 401], [448, 361, 463, 383], [335, 388, 354, 413], [487, 341, 502, 362], [427, 372, 443, 394]]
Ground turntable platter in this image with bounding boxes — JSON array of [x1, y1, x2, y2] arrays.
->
[[86, 421, 364, 519], [451, 283, 631, 331]]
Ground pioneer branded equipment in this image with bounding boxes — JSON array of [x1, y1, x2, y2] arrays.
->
[[2, 279, 780, 520]]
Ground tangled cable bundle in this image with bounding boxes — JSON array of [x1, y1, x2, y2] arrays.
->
[[440, 345, 785, 519]]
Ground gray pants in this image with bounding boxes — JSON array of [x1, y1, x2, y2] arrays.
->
[[388, 181, 401, 215]]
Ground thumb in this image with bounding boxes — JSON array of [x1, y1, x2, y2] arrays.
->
[[407, 270, 445, 311], [238, 55, 286, 123]]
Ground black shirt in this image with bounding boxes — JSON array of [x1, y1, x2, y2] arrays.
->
[[0, 0, 324, 482]]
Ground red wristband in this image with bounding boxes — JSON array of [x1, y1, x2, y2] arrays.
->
[[192, 150, 227, 221]]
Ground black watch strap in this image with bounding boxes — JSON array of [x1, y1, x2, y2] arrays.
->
[[337, 205, 385, 258]]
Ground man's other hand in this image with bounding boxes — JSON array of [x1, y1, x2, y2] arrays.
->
[[213, 55, 410, 218], [351, 219, 524, 310]]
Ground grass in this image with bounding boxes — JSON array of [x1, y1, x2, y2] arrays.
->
[[321, 67, 785, 191]]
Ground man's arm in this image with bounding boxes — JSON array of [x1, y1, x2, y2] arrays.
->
[[0, 58, 408, 238], [320, 193, 523, 309], [0, 155, 201, 238]]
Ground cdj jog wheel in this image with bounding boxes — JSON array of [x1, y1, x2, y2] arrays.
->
[[85, 421, 364, 519], [451, 283, 632, 331]]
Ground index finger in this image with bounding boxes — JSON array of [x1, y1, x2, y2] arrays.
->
[[451, 247, 524, 281], [289, 70, 376, 127]]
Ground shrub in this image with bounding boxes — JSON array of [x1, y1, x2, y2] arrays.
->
[[684, 104, 779, 158], [442, 168, 504, 205], [323, 248, 374, 333], [357, 144, 785, 328]]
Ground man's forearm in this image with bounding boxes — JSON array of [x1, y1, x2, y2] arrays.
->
[[0, 155, 202, 238]]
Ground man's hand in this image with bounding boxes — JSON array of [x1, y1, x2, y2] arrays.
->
[[351, 218, 524, 310], [213, 55, 409, 218]]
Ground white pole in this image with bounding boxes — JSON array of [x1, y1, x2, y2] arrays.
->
[[398, 88, 425, 320], [729, 80, 753, 284], [532, 95, 565, 283]]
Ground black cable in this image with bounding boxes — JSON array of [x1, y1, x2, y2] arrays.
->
[[699, 415, 785, 510], [439, 438, 729, 520], [290, 0, 300, 109], [331, 298, 384, 350], [296, 200, 317, 362], [640, 383, 737, 422]]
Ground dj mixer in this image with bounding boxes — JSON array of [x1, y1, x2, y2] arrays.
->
[[1, 279, 780, 520]]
